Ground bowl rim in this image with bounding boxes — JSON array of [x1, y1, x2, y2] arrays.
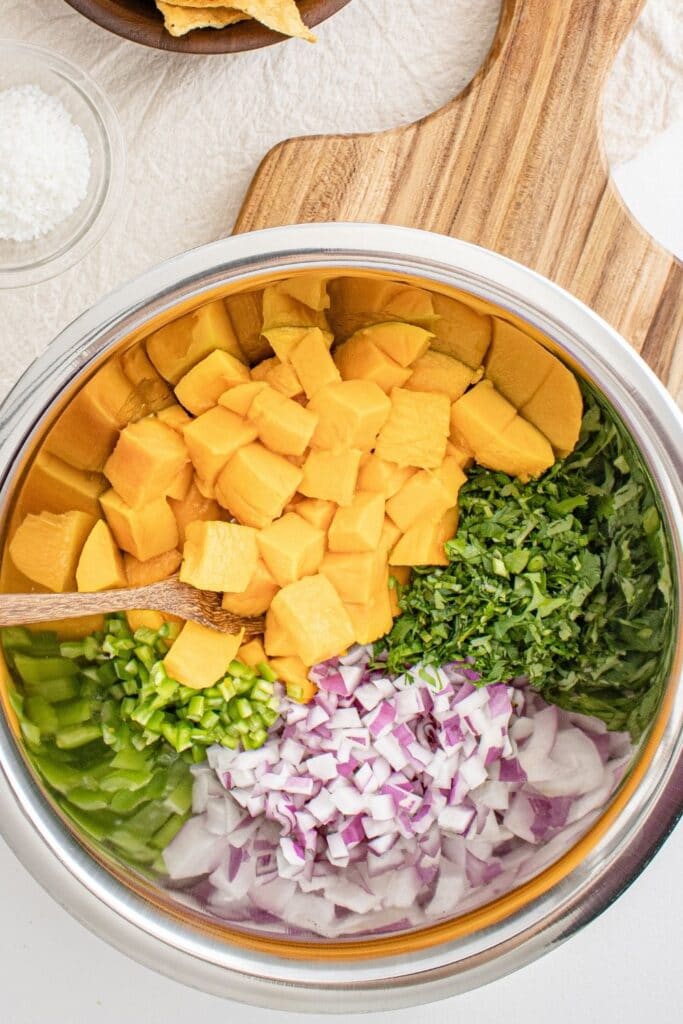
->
[[63, 0, 352, 54], [0, 223, 681, 1010]]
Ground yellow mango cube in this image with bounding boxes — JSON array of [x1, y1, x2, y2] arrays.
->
[[328, 278, 435, 340], [334, 335, 411, 393], [357, 454, 416, 498], [289, 328, 342, 399], [520, 360, 583, 456], [319, 550, 384, 604], [168, 478, 222, 545], [251, 357, 279, 382], [216, 442, 302, 529], [248, 387, 318, 456], [120, 345, 174, 414], [104, 419, 188, 508], [308, 380, 391, 451], [224, 290, 272, 364], [126, 610, 180, 633], [218, 381, 267, 416], [484, 319, 556, 408], [431, 293, 492, 368], [101, 490, 178, 561], [194, 475, 217, 500], [390, 507, 459, 567], [375, 388, 450, 469], [378, 517, 402, 559], [270, 574, 355, 666], [76, 520, 126, 593], [165, 461, 193, 502], [345, 586, 393, 645], [406, 349, 481, 401], [264, 325, 333, 363], [268, 656, 317, 703], [386, 457, 466, 532], [180, 521, 259, 593], [223, 559, 280, 616], [476, 415, 555, 481], [264, 607, 298, 657], [183, 407, 258, 486], [124, 548, 182, 588], [238, 638, 268, 667], [19, 452, 106, 519], [9, 510, 96, 593], [257, 513, 325, 587], [295, 498, 337, 532], [156, 403, 192, 433], [266, 360, 304, 398], [175, 350, 250, 416], [146, 300, 244, 384], [446, 441, 474, 469], [164, 621, 244, 690], [262, 285, 330, 332], [328, 491, 385, 553], [299, 448, 362, 506], [275, 275, 331, 312], [450, 380, 517, 454], [360, 322, 433, 367]]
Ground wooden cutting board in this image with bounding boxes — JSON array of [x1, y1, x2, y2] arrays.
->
[[234, 0, 682, 402]]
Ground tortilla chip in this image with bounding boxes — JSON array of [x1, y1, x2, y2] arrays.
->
[[159, 0, 316, 41], [155, 3, 249, 37]]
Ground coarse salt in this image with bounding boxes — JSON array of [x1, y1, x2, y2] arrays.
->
[[0, 84, 91, 243]]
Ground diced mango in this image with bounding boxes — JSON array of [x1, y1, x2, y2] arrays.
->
[[251, 357, 279, 382], [157, 403, 192, 433], [100, 490, 178, 561], [406, 350, 481, 400], [105, 419, 188, 507], [126, 610, 176, 633], [224, 290, 271, 364], [388, 565, 411, 616], [375, 388, 450, 469], [270, 575, 355, 666], [216, 443, 302, 529], [264, 325, 333, 363], [124, 548, 182, 588], [264, 607, 298, 657], [484, 319, 556, 408], [165, 461, 193, 502], [361, 322, 433, 367], [238, 638, 268, 667], [175, 350, 250, 416], [19, 452, 106, 519], [378, 517, 402, 559], [345, 584, 393, 645], [262, 285, 330, 332], [257, 512, 325, 586], [120, 345, 174, 414], [266, 360, 304, 398], [223, 558, 279, 616], [520, 360, 583, 456], [390, 507, 459, 566], [169, 478, 222, 545], [328, 491, 385, 553], [476, 415, 555, 481], [357, 454, 416, 498], [268, 656, 317, 703], [328, 278, 435, 340], [319, 551, 384, 604], [386, 457, 466, 531], [9, 511, 96, 593], [308, 380, 391, 451], [289, 328, 341, 399], [146, 300, 244, 384], [164, 621, 243, 690], [76, 520, 126, 593], [276, 275, 331, 312], [431, 293, 492, 367], [218, 381, 267, 416], [248, 386, 318, 456], [194, 476, 217, 500], [334, 335, 411, 393], [450, 381, 517, 453], [446, 441, 474, 469], [295, 498, 337, 532], [180, 521, 259, 593], [299, 448, 362, 506], [183, 407, 258, 486]]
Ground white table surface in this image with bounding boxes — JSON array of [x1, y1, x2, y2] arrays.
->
[[1, 0, 681, 1020]]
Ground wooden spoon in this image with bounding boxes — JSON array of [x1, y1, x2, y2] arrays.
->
[[0, 575, 264, 636]]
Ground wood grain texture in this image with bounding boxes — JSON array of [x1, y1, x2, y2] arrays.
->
[[234, 0, 682, 400], [0, 575, 262, 635]]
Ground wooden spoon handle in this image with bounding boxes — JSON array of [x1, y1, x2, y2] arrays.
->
[[0, 583, 170, 628]]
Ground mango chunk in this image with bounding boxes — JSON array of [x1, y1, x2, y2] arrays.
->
[[127, 610, 180, 633], [270, 574, 355, 666], [390, 507, 459, 566], [289, 328, 341, 399], [361, 322, 433, 367], [248, 386, 318, 456], [224, 290, 271, 364], [251, 357, 279, 382], [476, 414, 555, 481], [299, 448, 362, 506], [164, 621, 243, 690], [446, 441, 474, 469], [378, 517, 402, 559], [268, 656, 317, 703], [146, 300, 244, 384], [238, 638, 268, 667], [345, 585, 393, 645], [295, 497, 337, 532], [120, 345, 174, 414], [357, 454, 416, 498], [308, 380, 391, 451], [320, 551, 384, 604], [262, 285, 330, 332], [175, 350, 250, 416], [181, 520, 258, 593], [328, 278, 435, 340], [450, 380, 517, 453], [218, 381, 267, 416], [105, 419, 188, 508], [101, 490, 178, 561], [275, 275, 331, 312], [431, 293, 492, 367], [124, 548, 182, 588], [169, 478, 222, 545], [165, 461, 194, 502], [183, 407, 258, 486], [406, 350, 481, 401], [9, 510, 96, 593], [223, 559, 279, 616], [76, 520, 126, 593], [386, 457, 466, 532], [257, 512, 325, 587], [375, 388, 450, 469], [520, 360, 583, 456], [157, 403, 192, 433], [216, 442, 302, 529], [194, 475, 217, 500], [265, 360, 304, 398], [19, 452, 106, 519], [328, 491, 385, 553], [334, 335, 411, 393], [264, 325, 333, 363], [484, 319, 556, 408], [264, 607, 298, 657]]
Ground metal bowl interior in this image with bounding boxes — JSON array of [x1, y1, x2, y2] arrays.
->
[[0, 225, 680, 1010], [64, 0, 352, 54]]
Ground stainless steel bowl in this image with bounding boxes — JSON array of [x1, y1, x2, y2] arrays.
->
[[0, 223, 681, 1011]]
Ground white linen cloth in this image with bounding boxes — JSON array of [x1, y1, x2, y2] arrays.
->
[[0, 0, 681, 400]]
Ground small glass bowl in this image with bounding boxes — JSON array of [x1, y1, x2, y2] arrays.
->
[[0, 40, 126, 288]]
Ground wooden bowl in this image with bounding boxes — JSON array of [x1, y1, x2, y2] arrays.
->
[[64, 0, 351, 53]]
